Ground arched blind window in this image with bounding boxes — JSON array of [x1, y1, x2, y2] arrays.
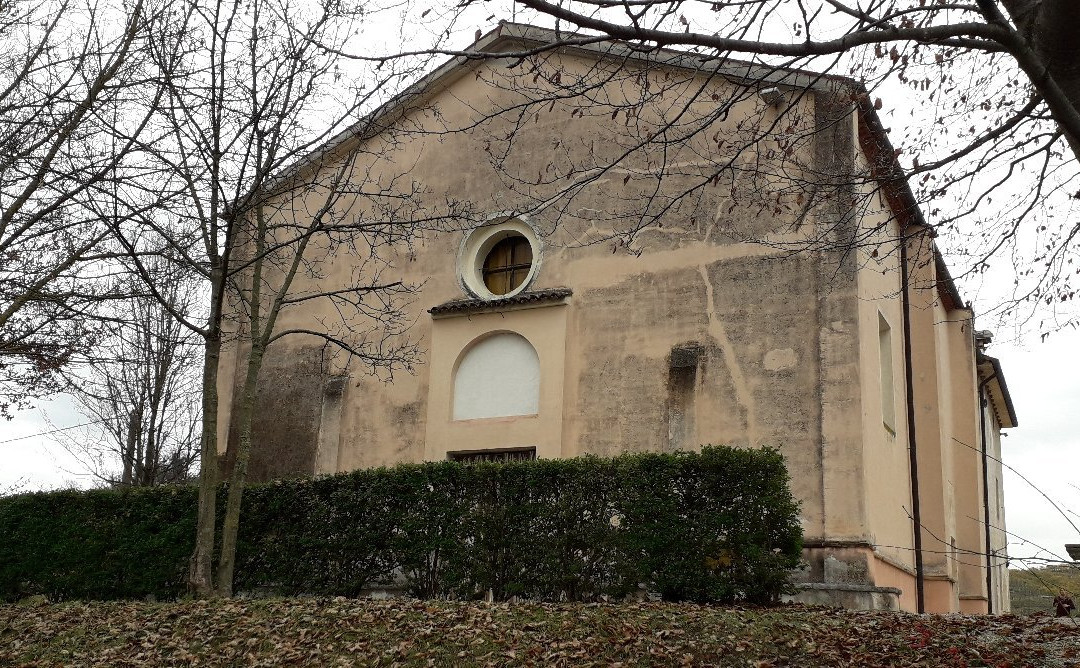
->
[[453, 333, 540, 420]]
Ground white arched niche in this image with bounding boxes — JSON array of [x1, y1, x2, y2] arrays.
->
[[453, 333, 540, 420]]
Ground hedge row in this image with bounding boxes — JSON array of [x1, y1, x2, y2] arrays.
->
[[0, 446, 802, 603]]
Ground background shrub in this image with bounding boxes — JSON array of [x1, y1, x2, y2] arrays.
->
[[0, 446, 802, 603]]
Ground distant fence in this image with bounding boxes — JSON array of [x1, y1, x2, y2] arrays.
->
[[0, 446, 802, 603]]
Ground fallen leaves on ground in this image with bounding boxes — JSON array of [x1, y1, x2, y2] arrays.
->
[[2, 598, 1079, 667]]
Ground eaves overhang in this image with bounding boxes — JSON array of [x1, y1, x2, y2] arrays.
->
[[977, 352, 1019, 429], [429, 287, 572, 318], [853, 93, 967, 313]]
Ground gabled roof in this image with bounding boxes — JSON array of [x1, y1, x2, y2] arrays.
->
[[280, 22, 968, 308], [281, 23, 865, 186]]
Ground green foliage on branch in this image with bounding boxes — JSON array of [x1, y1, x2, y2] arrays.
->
[[0, 446, 801, 603]]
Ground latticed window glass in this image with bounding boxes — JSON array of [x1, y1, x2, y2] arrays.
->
[[482, 236, 533, 295]]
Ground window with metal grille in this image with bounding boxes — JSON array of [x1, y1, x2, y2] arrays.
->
[[482, 235, 533, 296], [448, 447, 537, 463]]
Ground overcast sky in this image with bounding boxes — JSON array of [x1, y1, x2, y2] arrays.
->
[[987, 332, 1080, 565]]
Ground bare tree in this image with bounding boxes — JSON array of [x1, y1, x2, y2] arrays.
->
[[53, 265, 201, 488], [213, 157, 444, 595], [0, 0, 164, 417], [106, 0, 470, 596], [0, 477, 28, 497]]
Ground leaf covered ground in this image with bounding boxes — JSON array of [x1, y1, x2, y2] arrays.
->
[[2, 598, 1080, 667]]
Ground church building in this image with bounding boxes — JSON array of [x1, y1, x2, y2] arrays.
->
[[217, 24, 1017, 613]]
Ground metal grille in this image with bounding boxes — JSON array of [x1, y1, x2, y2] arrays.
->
[[448, 447, 537, 463]]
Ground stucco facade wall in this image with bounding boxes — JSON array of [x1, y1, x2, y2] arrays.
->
[[895, 229, 1004, 614], [224, 50, 847, 525], [949, 318, 985, 607], [984, 405, 1011, 612], [851, 144, 918, 609], [904, 237, 955, 610]]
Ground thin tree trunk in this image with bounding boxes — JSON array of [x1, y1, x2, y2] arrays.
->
[[144, 391, 162, 485], [129, 409, 143, 485], [213, 342, 263, 596], [188, 269, 225, 597], [121, 411, 138, 486], [214, 197, 266, 597], [133, 404, 145, 484]]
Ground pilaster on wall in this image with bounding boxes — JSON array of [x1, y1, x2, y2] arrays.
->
[[924, 576, 960, 614], [813, 89, 869, 548], [222, 343, 327, 482], [904, 231, 960, 611], [947, 315, 986, 605], [314, 376, 347, 475], [906, 233, 945, 567]]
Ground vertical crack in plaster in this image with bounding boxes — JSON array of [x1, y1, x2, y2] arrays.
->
[[698, 264, 759, 446]]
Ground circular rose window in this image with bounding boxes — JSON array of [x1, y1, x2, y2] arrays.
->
[[459, 218, 541, 300]]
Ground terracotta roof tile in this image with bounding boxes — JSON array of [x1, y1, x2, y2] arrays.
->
[[428, 287, 572, 316]]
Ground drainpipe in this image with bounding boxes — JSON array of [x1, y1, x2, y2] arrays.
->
[[978, 371, 996, 613], [900, 229, 925, 613]]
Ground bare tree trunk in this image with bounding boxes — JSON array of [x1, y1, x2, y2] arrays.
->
[[144, 378, 163, 485], [133, 402, 145, 484], [214, 341, 263, 596], [188, 269, 225, 597], [215, 198, 267, 597], [121, 410, 138, 486]]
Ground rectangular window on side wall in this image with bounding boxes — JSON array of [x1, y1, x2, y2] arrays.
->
[[448, 447, 537, 464], [879, 312, 896, 434]]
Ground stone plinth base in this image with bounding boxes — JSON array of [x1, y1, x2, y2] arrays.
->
[[783, 582, 902, 611]]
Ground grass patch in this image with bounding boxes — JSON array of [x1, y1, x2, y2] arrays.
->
[[1012, 567, 1080, 617]]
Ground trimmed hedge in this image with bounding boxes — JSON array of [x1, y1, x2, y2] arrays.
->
[[0, 446, 802, 603]]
